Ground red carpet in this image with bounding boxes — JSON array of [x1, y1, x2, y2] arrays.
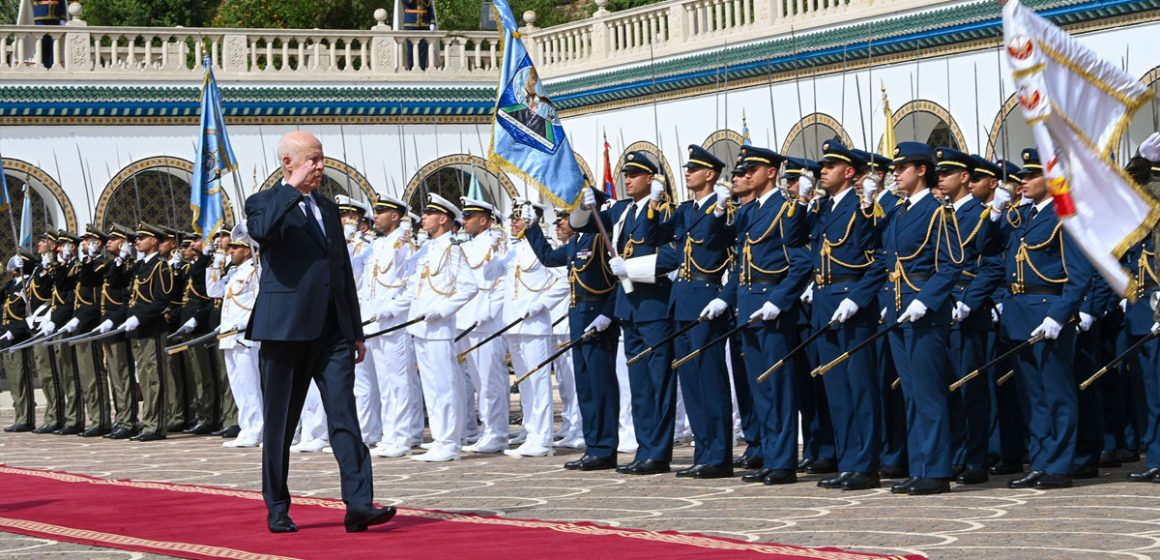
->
[[0, 465, 920, 560]]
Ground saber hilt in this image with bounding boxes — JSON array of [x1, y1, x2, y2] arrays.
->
[[812, 322, 899, 377], [671, 316, 754, 370], [456, 316, 525, 364], [165, 330, 221, 355], [949, 333, 1045, 392], [757, 320, 834, 383]]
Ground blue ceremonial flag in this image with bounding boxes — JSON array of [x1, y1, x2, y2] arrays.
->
[[487, 0, 586, 209], [0, 157, 10, 212], [190, 56, 238, 243], [467, 162, 483, 200], [18, 185, 32, 251], [741, 111, 751, 146]]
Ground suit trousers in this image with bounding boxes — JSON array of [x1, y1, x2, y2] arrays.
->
[[369, 331, 424, 448], [673, 318, 732, 466], [950, 327, 992, 470], [1011, 329, 1079, 475], [738, 320, 798, 470]]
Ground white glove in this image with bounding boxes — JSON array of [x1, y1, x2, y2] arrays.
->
[[609, 256, 627, 278], [88, 243, 100, 257], [423, 307, 445, 322], [343, 223, 357, 240], [12, 255, 23, 269], [880, 307, 887, 321], [581, 188, 597, 209], [898, 299, 928, 323], [1120, 298, 1128, 313], [60, 317, 80, 334], [120, 315, 140, 332], [585, 314, 612, 333], [953, 301, 971, 322], [800, 282, 814, 304], [119, 243, 131, 259], [648, 180, 665, 202], [1152, 322, 1160, 336], [712, 184, 731, 217], [996, 302, 1004, 316], [202, 242, 213, 256], [40, 253, 51, 267], [860, 176, 879, 205], [1078, 312, 1094, 332], [520, 204, 536, 223], [38, 320, 56, 337], [212, 251, 226, 268], [176, 317, 198, 335], [60, 245, 73, 260], [1139, 131, 1160, 161], [749, 301, 781, 322], [524, 300, 549, 318], [991, 307, 1000, 325], [94, 319, 114, 334], [1029, 316, 1063, 340], [0, 331, 12, 342], [799, 174, 817, 199], [989, 188, 1012, 221], [831, 298, 860, 323], [699, 298, 729, 320]]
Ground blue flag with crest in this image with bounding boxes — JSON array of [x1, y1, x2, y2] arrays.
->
[[190, 57, 238, 243], [487, 0, 586, 209]]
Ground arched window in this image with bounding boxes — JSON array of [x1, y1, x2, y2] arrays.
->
[[781, 114, 854, 161], [888, 100, 967, 153], [0, 158, 77, 252], [404, 154, 518, 214], [97, 157, 234, 232]]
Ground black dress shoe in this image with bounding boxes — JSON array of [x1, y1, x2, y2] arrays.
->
[[956, 467, 989, 485], [105, 426, 134, 440], [733, 454, 763, 469], [54, 425, 83, 435], [615, 460, 642, 474], [989, 460, 1023, 475], [267, 512, 297, 533], [1007, 470, 1045, 489], [565, 455, 616, 471], [79, 427, 110, 438], [818, 472, 854, 489], [217, 425, 241, 438], [691, 465, 733, 479], [131, 432, 166, 442], [1127, 467, 1160, 482], [1070, 465, 1099, 480], [4, 423, 34, 433], [1034, 473, 1072, 489], [805, 458, 838, 475], [1119, 450, 1141, 464], [166, 421, 186, 432], [890, 477, 920, 494], [841, 472, 880, 490], [762, 469, 797, 485], [187, 421, 218, 435], [796, 457, 815, 472], [950, 464, 966, 479], [621, 460, 669, 475], [741, 467, 774, 483], [1098, 450, 1122, 468], [908, 478, 951, 495], [675, 464, 703, 478], [879, 464, 909, 479], [32, 424, 60, 434], [345, 506, 397, 533]]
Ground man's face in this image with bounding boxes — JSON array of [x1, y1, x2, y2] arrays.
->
[[820, 160, 852, 193], [969, 175, 997, 201], [136, 235, 158, 254], [107, 238, 123, 253], [684, 167, 712, 191], [1022, 172, 1047, 201], [36, 238, 52, 255], [421, 210, 447, 235], [936, 169, 970, 201], [623, 171, 652, 199], [462, 212, 492, 236], [229, 245, 251, 266], [373, 208, 401, 232], [785, 176, 800, 198], [744, 164, 774, 192], [283, 138, 325, 191], [158, 238, 176, 256], [554, 219, 574, 242], [510, 216, 527, 237], [731, 173, 752, 197]]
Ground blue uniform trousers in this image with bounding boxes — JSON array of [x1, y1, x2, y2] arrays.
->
[[950, 327, 993, 469], [739, 319, 798, 470], [730, 334, 760, 460], [796, 321, 835, 463], [816, 318, 881, 473], [622, 319, 677, 462], [1011, 328, 1079, 476], [1132, 335, 1160, 467], [987, 333, 1027, 463], [890, 325, 956, 479], [569, 310, 620, 459], [674, 318, 733, 466]]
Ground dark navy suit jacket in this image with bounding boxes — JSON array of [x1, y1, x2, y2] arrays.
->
[[244, 181, 362, 342]]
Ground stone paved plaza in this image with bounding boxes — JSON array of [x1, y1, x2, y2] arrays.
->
[[2, 404, 1160, 560]]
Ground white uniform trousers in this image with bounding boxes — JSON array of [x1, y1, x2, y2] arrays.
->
[[507, 334, 553, 448], [460, 332, 509, 443], [369, 331, 423, 447], [674, 381, 693, 441], [553, 334, 582, 440], [415, 338, 465, 451], [224, 344, 263, 444], [455, 337, 481, 440], [353, 351, 382, 445], [299, 380, 329, 443], [616, 337, 636, 447], [726, 339, 743, 441]]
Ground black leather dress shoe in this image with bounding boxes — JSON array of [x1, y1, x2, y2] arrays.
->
[[841, 472, 880, 490], [188, 421, 218, 436], [217, 425, 241, 438], [4, 423, 34, 433], [1098, 449, 1123, 468], [105, 426, 134, 440], [32, 424, 60, 434], [796, 457, 815, 472], [131, 432, 166, 442], [1127, 467, 1160, 482], [691, 465, 733, 479], [1070, 465, 1099, 480], [890, 477, 920, 494], [879, 464, 909, 479], [79, 427, 110, 438], [950, 464, 966, 479], [762, 469, 797, 485], [908, 478, 951, 495], [675, 464, 702, 478], [615, 460, 642, 474], [1119, 450, 1142, 464], [818, 472, 854, 489], [805, 458, 838, 475], [1007, 470, 1045, 489], [741, 467, 774, 483], [989, 460, 1023, 475], [345, 506, 397, 533], [733, 454, 762, 469], [956, 467, 989, 485], [621, 460, 669, 475], [1034, 473, 1072, 489], [575, 455, 617, 471], [267, 512, 297, 533], [54, 425, 83, 435], [166, 421, 186, 433]]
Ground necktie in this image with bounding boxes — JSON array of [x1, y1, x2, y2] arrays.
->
[[1029, 206, 1039, 222], [302, 195, 327, 240]]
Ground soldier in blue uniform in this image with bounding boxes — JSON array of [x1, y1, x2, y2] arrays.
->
[[398, 0, 438, 69], [639, 145, 735, 479], [715, 146, 809, 485], [811, 142, 887, 490], [1073, 275, 1116, 478], [976, 148, 1094, 489], [524, 193, 621, 471], [882, 142, 964, 496], [727, 152, 762, 470], [32, 0, 66, 68]]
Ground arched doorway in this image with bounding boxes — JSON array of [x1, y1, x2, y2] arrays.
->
[[985, 93, 1035, 163], [612, 141, 677, 202], [260, 157, 376, 207], [887, 100, 967, 153], [96, 157, 235, 232], [780, 114, 855, 161], [403, 154, 518, 216], [700, 129, 745, 181], [0, 158, 74, 252]]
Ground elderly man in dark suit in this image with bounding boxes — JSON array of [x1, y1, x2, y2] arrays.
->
[[245, 131, 394, 534]]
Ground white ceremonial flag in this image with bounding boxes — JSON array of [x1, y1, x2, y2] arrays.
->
[[1003, 0, 1160, 297]]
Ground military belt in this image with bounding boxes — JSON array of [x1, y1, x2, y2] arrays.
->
[[681, 272, 723, 285], [1008, 283, 1062, 296], [748, 271, 787, 285], [572, 293, 608, 304], [816, 273, 863, 286]]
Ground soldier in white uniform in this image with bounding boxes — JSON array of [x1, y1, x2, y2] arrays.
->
[[500, 202, 570, 457], [549, 209, 584, 448], [383, 194, 479, 462], [206, 228, 263, 448], [456, 197, 510, 453], [362, 195, 424, 458], [335, 196, 381, 447]]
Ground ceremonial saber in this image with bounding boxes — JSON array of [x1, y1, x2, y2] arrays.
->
[[5, 330, 63, 353], [165, 330, 220, 355], [995, 369, 1016, 386], [68, 326, 131, 347], [514, 329, 597, 386], [757, 320, 834, 383], [457, 316, 524, 363], [811, 323, 899, 377], [891, 377, 901, 391], [672, 317, 756, 370], [454, 322, 479, 343], [948, 333, 1045, 392], [46, 330, 99, 347], [552, 313, 567, 327], [365, 315, 426, 340], [626, 317, 704, 366], [1079, 331, 1159, 390], [216, 328, 240, 340], [588, 200, 634, 295]]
